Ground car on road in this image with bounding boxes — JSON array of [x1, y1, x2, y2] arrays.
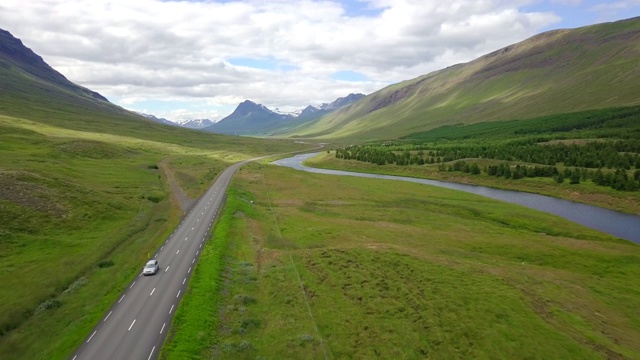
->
[[143, 259, 159, 275]]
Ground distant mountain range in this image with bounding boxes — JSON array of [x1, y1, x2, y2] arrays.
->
[[204, 93, 365, 135], [178, 118, 215, 129], [138, 114, 215, 129]]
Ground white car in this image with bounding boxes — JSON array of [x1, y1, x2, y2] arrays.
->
[[143, 259, 159, 276]]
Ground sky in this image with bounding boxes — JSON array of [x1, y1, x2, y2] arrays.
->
[[1, 0, 639, 122]]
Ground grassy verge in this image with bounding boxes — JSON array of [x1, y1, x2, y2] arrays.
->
[[306, 151, 640, 215], [168, 163, 640, 359], [161, 188, 253, 359]]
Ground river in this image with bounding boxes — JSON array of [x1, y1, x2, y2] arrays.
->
[[273, 153, 640, 244]]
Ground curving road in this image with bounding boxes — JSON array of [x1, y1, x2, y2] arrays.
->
[[72, 161, 246, 360]]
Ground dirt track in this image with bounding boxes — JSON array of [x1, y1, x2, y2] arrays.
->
[[158, 158, 195, 213]]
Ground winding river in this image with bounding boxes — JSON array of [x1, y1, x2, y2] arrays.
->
[[273, 153, 640, 245]]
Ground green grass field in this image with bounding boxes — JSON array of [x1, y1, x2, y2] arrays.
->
[[0, 110, 308, 359], [164, 163, 640, 359]]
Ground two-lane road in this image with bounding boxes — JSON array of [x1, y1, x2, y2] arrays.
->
[[72, 161, 246, 360]]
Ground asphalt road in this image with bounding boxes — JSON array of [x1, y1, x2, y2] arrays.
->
[[72, 161, 246, 360]]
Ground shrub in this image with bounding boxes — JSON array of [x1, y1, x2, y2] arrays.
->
[[97, 259, 114, 268]]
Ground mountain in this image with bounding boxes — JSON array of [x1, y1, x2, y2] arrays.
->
[[0, 28, 158, 131], [138, 113, 178, 126], [0, 29, 107, 103], [204, 100, 294, 135], [296, 93, 366, 121], [178, 118, 215, 129], [204, 93, 367, 135], [137, 114, 214, 129], [319, 93, 366, 111], [286, 17, 640, 140]]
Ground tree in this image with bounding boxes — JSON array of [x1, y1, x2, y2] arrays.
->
[[570, 170, 580, 184]]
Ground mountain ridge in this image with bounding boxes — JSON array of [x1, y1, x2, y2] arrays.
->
[[285, 17, 640, 140], [0, 29, 108, 102]]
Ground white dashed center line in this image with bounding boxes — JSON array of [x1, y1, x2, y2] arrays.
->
[[165, 266, 170, 272], [87, 330, 97, 343], [150, 288, 155, 296], [128, 319, 136, 331]]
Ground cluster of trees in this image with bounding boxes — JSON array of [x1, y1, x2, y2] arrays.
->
[[334, 144, 640, 192], [439, 160, 640, 191], [429, 140, 640, 169], [335, 140, 640, 170], [334, 147, 435, 165]]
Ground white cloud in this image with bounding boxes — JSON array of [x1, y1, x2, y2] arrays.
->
[[0, 0, 561, 120]]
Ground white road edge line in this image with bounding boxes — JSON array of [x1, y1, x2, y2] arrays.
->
[[196, 250, 199, 256], [118, 295, 125, 303], [183, 277, 186, 285], [128, 319, 136, 331], [87, 330, 97, 343], [104, 311, 112, 322], [148, 346, 156, 360], [169, 305, 174, 314], [188, 267, 192, 273], [160, 323, 166, 334], [176, 290, 181, 298], [130, 281, 135, 289], [192, 258, 195, 264]]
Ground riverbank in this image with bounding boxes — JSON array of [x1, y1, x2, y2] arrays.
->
[[305, 151, 640, 215]]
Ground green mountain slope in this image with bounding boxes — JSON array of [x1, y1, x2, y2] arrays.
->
[[288, 17, 640, 140]]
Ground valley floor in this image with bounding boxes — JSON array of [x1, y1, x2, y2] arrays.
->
[[163, 162, 640, 359]]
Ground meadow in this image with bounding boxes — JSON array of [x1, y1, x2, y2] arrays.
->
[[164, 163, 640, 359], [0, 112, 307, 359]]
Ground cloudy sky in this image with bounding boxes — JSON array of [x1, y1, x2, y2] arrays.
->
[[2, 0, 639, 122]]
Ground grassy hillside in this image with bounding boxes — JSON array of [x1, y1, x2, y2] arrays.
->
[[287, 17, 640, 140], [0, 44, 308, 358]]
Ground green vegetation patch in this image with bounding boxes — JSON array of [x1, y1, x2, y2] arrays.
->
[[161, 189, 252, 359], [168, 163, 640, 359]]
